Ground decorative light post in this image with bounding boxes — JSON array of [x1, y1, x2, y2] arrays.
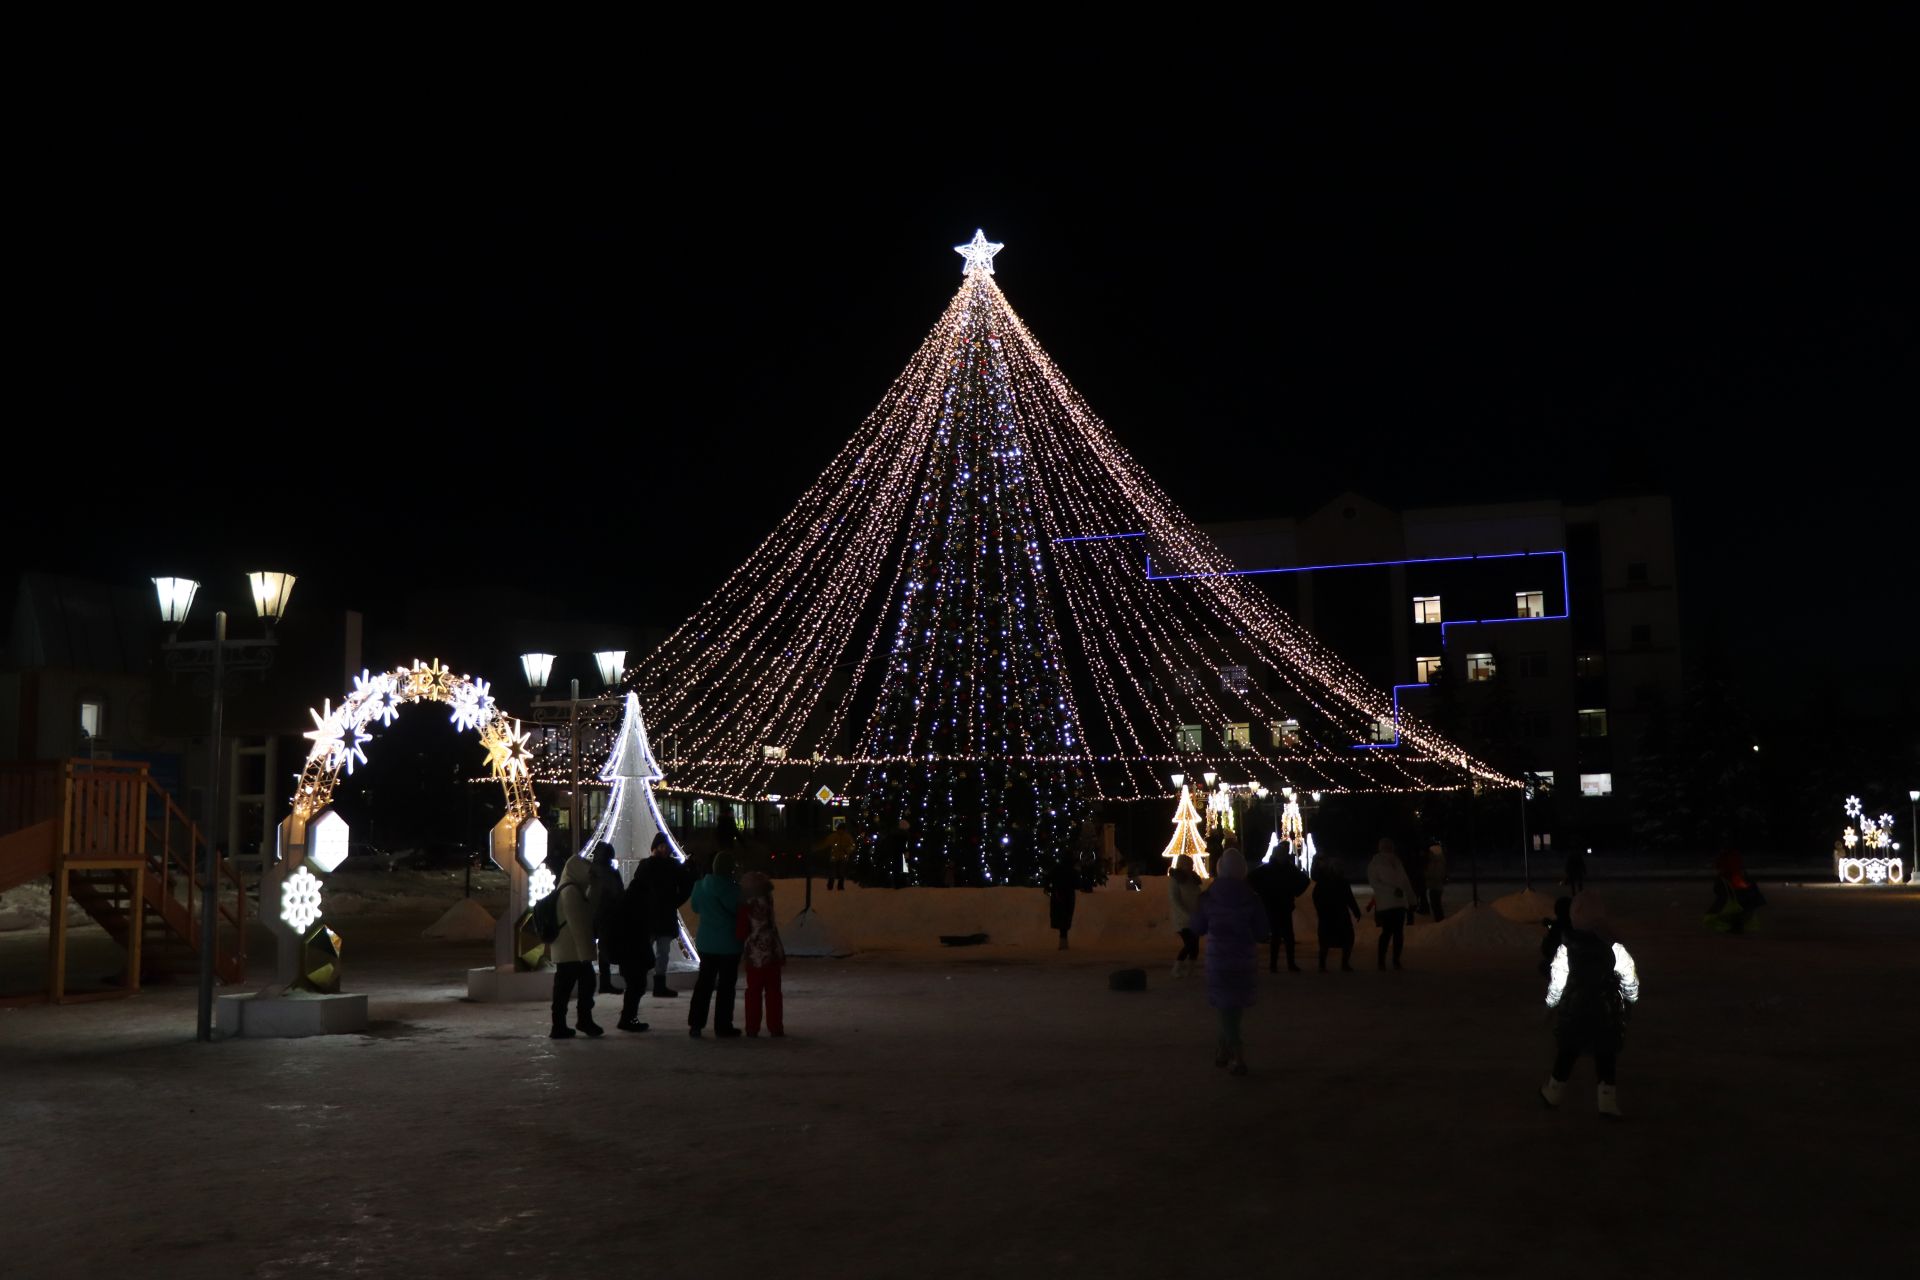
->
[[156, 570, 295, 1042], [524, 650, 629, 856]]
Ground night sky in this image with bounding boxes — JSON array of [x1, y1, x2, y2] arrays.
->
[[15, 23, 1915, 721]]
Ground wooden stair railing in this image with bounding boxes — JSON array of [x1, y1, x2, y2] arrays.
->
[[1, 760, 248, 1003]]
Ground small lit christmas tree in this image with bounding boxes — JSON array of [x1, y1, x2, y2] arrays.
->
[[587, 692, 698, 960], [1161, 785, 1210, 879]]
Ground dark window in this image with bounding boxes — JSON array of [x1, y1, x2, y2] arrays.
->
[[1525, 711, 1554, 739], [1627, 561, 1648, 585], [1630, 624, 1652, 648], [1578, 708, 1609, 738], [1577, 652, 1605, 678], [1518, 651, 1548, 678]]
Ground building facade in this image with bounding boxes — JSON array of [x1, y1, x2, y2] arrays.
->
[[1199, 493, 1682, 847]]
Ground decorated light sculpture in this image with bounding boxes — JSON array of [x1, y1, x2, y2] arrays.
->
[[546, 231, 1510, 886], [1836, 796, 1905, 885], [1161, 784, 1210, 879], [582, 691, 699, 963], [1205, 781, 1236, 837]]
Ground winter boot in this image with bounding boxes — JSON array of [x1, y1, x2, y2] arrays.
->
[[1540, 1077, 1566, 1109], [1597, 1084, 1623, 1119], [550, 1016, 576, 1040], [577, 1014, 605, 1038], [653, 981, 679, 998], [617, 1019, 649, 1033]]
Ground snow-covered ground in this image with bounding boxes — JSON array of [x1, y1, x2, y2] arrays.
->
[[0, 879, 1911, 1277]]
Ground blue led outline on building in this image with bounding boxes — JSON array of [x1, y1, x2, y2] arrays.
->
[[1049, 537, 1571, 751]]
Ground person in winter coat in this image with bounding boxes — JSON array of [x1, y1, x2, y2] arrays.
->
[[1423, 839, 1448, 921], [1043, 853, 1082, 950], [822, 823, 854, 891], [737, 871, 787, 1036], [1540, 893, 1640, 1118], [1168, 855, 1203, 977], [1706, 848, 1765, 934], [612, 845, 657, 1031], [1248, 848, 1310, 973], [1187, 849, 1269, 1075], [1367, 838, 1416, 970], [688, 850, 743, 1038], [547, 852, 604, 1039], [590, 841, 627, 995], [637, 832, 691, 997], [1311, 856, 1361, 972]]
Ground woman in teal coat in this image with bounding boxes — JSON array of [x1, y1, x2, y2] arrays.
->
[[688, 851, 743, 1038]]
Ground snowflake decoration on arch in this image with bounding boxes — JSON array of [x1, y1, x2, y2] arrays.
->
[[303, 699, 370, 773], [450, 677, 495, 733], [482, 718, 534, 779], [281, 866, 324, 933], [527, 863, 556, 904], [352, 669, 403, 727], [1844, 796, 1863, 820]]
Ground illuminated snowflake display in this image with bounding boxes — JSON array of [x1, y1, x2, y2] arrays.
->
[[527, 864, 556, 904], [450, 678, 495, 733], [1836, 797, 1903, 886], [281, 866, 324, 933]]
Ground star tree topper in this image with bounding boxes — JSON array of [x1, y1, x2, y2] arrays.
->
[[955, 228, 1003, 277]]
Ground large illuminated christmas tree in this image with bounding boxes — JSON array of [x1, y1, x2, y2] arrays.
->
[[566, 230, 1512, 887]]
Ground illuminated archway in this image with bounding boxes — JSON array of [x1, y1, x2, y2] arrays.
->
[[269, 660, 548, 994]]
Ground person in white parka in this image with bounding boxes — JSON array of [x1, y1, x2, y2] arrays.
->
[[1366, 838, 1416, 971]]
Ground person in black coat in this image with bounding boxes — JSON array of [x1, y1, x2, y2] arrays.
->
[[589, 841, 627, 994], [1311, 856, 1362, 973], [613, 852, 657, 1031], [1043, 853, 1082, 950], [635, 832, 692, 997], [1249, 852, 1311, 973]]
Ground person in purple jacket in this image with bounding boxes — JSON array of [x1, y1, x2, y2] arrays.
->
[[1187, 848, 1270, 1076]]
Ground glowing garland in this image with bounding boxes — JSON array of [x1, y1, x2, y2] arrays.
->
[[546, 233, 1511, 851], [291, 659, 539, 822]]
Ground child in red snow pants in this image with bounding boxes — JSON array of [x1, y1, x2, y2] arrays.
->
[[745, 962, 783, 1036]]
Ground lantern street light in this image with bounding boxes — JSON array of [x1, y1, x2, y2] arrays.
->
[[523, 649, 636, 857], [1202, 770, 1218, 789], [1170, 772, 1185, 790], [154, 571, 293, 1041], [1910, 791, 1918, 876]]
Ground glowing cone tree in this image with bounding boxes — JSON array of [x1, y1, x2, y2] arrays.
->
[[1161, 785, 1210, 879], [563, 231, 1512, 888]]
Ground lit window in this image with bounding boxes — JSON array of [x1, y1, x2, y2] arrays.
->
[[1415, 655, 1443, 683], [1578, 708, 1609, 738], [1370, 717, 1396, 743], [691, 798, 718, 828], [80, 701, 103, 739], [1176, 724, 1203, 752], [1630, 624, 1652, 647], [760, 744, 787, 760], [1577, 652, 1605, 678], [1413, 596, 1442, 625], [1271, 719, 1303, 749], [1627, 561, 1648, 585], [1224, 722, 1251, 750], [729, 802, 750, 831], [1516, 590, 1545, 619], [1466, 652, 1496, 682], [1220, 665, 1251, 694], [1580, 772, 1614, 797], [1527, 770, 1556, 798]]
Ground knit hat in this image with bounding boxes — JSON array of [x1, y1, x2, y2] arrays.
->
[[1216, 849, 1248, 880], [1569, 891, 1612, 938]]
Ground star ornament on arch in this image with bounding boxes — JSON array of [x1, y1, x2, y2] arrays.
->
[[955, 228, 1003, 277], [483, 718, 535, 779]]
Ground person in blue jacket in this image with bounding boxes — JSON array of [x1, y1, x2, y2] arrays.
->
[[687, 850, 743, 1038]]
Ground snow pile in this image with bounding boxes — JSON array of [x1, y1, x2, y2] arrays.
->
[[1404, 902, 1542, 952], [1490, 889, 1558, 923], [423, 897, 496, 941]]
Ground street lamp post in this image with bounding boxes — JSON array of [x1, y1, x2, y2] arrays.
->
[[156, 571, 294, 1043], [1910, 790, 1918, 880], [523, 650, 628, 858]]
